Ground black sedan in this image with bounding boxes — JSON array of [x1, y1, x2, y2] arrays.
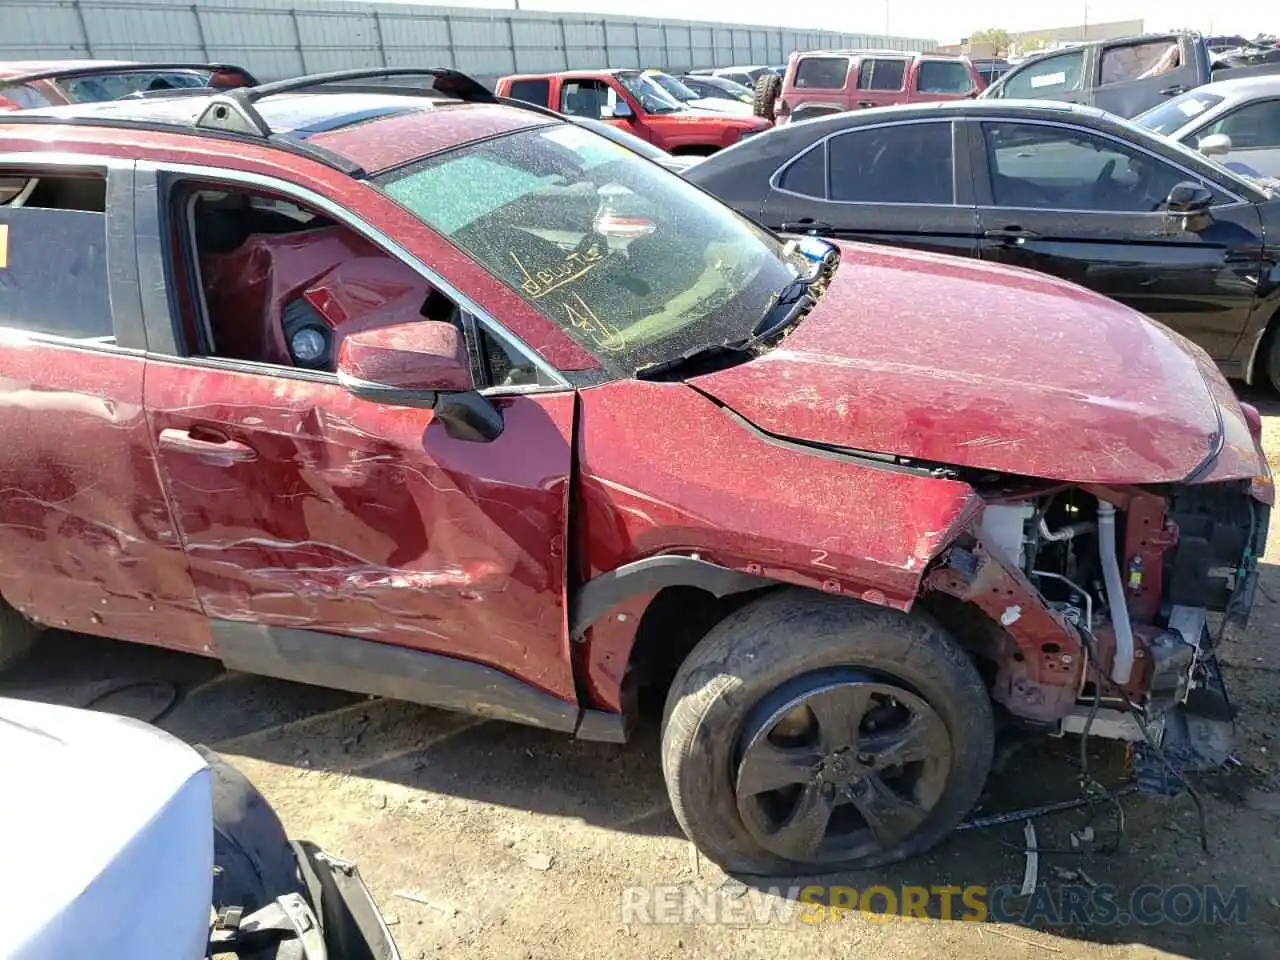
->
[[686, 100, 1280, 389]]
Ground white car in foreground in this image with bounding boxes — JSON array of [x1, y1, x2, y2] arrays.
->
[[1, 697, 399, 960], [1134, 73, 1280, 177]]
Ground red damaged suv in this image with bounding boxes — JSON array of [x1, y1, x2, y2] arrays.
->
[[0, 69, 1270, 875]]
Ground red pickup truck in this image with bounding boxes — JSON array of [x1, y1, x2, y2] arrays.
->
[[496, 69, 770, 155], [765, 50, 982, 124]]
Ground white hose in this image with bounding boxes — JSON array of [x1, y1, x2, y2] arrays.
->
[[1039, 518, 1096, 542], [1097, 501, 1134, 685]]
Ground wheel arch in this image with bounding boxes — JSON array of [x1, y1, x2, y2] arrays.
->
[[1244, 299, 1280, 386]]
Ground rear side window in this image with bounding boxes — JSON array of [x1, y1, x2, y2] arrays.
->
[[506, 78, 551, 108], [856, 59, 907, 92], [0, 83, 56, 109], [1001, 50, 1084, 98], [793, 57, 850, 90], [828, 123, 954, 204], [0, 174, 113, 340], [1100, 40, 1181, 85], [917, 60, 975, 95], [777, 146, 825, 198]]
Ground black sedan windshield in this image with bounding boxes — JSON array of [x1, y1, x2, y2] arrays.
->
[[1134, 91, 1224, 135]]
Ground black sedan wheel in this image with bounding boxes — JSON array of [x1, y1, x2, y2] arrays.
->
[[662, 590, 993, 875]]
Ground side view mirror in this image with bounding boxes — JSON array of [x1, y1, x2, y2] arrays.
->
[[1166, 181, 1214, 213], [610, 100, 634, 119], [1165, 180, 1215, 232], [1197, 132, 1232, 157], [337, 321, 504, 442]]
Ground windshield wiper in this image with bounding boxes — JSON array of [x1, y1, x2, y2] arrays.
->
[[635, 274, 818, 381], [746, 274, 814, 345], [634, 341, 748, 380]]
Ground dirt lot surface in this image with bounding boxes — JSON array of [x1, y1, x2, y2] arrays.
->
[[6, 400, 1280, 960]]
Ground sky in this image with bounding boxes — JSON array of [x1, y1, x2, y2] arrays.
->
[[407, 0, 1275, 44]]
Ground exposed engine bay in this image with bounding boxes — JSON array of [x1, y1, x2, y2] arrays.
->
[[927, 478, 1269, 792]]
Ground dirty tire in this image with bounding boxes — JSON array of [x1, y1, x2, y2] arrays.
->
[[753, 73, 781, 121], [0, 599, 40, 672], [1265, 325, 1280, 394], [661, 589, 993, 875]]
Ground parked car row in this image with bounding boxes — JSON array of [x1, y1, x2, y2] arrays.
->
[[0, 66, 1269, 888], [0, 60, 257, 109], [495, 69, 770, 155], [687, 97, 1280, 388]]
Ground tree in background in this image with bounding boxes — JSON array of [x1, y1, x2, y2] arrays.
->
[[968, 28, 1013, 56], [1020, 37, 1050, 54]]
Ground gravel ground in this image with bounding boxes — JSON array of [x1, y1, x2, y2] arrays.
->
[[5, 398, 1280, 960]]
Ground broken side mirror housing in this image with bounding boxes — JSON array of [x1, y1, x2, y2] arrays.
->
[[1197, 132, 1232, 157], [337, 321, 504, 442], [1165, 180, 1215, 232]]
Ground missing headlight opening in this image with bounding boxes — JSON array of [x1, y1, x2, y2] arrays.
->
[[926, 480, 1264, 798]]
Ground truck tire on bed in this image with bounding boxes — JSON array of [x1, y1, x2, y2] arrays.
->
[[0, 599, 40, 672], [661, 589, 994, 875], [753, 73, 781, 121]]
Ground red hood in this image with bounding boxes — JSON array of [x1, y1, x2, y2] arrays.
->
[[692, 242, 1264, 485]]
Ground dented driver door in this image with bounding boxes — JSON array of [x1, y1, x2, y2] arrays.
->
[[143, 362, 580, 702], [133, 165, 580, 706]]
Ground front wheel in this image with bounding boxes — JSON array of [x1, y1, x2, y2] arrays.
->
[[1263, 324, 1280, 393], [661, 590, 993, 875]]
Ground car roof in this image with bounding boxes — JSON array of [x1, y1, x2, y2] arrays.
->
[[0, 59, 137, 80], [784, 98, 1109, 126], [3, 87, 558, 176], [1195, 72, 1280, 97]]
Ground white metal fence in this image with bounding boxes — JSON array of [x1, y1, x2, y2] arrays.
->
[[2, 0, 936, 83]]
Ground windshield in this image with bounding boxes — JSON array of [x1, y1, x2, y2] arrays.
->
[[1134, 91, 1225, 135], [705, 76, 753, 100], [1111, 112, 1264, 194], [376, 124, 792, 374], [59, 70, 210, 102], [615, 72, 684, 113], [646, 72, 698, 102]]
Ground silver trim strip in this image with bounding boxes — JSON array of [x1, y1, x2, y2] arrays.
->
[[0, 151, 131, 170], [133, 159, 571, 391]]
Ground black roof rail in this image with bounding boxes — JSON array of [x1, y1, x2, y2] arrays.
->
[[194, 67, 494, 138], [1, 62, 259, 86]]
